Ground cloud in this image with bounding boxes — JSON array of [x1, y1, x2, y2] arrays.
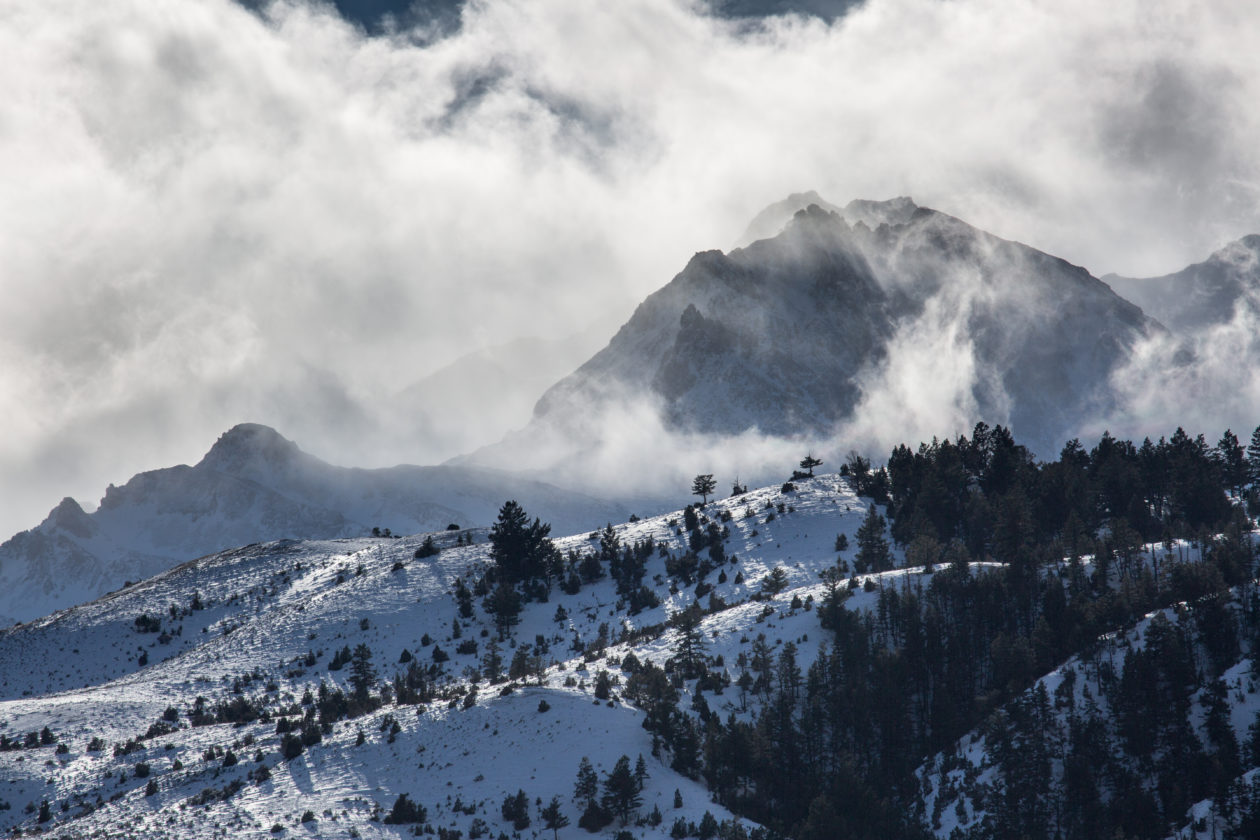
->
[[2, 0, 1260, 537], [1102, 305, 1260, 446]]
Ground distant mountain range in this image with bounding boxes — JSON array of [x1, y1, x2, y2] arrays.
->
[[0, 423, 625, 626], [6, 194, 1259, 628]]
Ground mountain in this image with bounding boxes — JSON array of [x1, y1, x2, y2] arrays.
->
[[1104, 234, 1260, 333], [475, 197, 1158, 477], [735, 189, 847, 246], [2, 445, 1256, 840], [0, 423, 626, 626]]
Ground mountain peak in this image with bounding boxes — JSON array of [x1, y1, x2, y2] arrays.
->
[[737, 191, 845, 246], [842, 196, 919, 228], [1207, 234, 1260, 270], [198, 423, 303, 475], [43, 497, 94, 539]]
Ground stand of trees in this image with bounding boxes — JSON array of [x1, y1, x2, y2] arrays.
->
[[621, 423, 1260, 840]]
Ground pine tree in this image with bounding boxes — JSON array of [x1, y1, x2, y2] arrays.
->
[[509, 646, 534, 681], [799, 454, 823, 476], [1217, 429, 1247, 495], [855, 504, 891, 572], [760, 566, 790, 596], [670, 604, 707, 679], [383, 793, 426, 824], [574, 757, 598, 809], [602, 755, 642, 825], [540, 795, 570, 840], [454, 577, 474, 618], [486, 581, 521, 639], [348, 644, 376, 701], [593, 670, 612, 700], [691, 474, 716, 505], [500, 789, 530, 830], [481, 638, 503, 683], [488, 500, 554, 583], [1248, 425, 1260, 484]]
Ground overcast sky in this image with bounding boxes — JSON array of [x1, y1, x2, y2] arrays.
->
[[2, 0, 1259, 539]]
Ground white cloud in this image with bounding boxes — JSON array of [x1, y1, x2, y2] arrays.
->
[[2, 0, 1259, 537]]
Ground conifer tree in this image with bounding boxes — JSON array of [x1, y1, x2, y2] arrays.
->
[[540, 795, 570, 840], [481, 638, 503, 684], [574, 757, 598, 809], [382, 794, 427, 825], [855, 504, 891, 572], [602, 755, 642, 825], [1217, 429, 1248, 495], [488, 500, 555, 584], [670, 604, 707, 679], [500, 790, 530, 830], [486, 581, 522, 639], [799, 454, 823, 476], [348, 644, 376, 701], [691, 474, 716, 505], [1248, 425, 1260, 484]]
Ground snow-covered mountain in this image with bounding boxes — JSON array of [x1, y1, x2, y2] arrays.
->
[[1105, 234, 1260, 333], [476, 198, 1157, 473], [0, 423, 626, 626], [3, 462, 1255, 840]]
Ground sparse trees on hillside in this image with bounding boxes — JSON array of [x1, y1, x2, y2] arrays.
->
[[501, 789, 530, 830], [799, 454, 823, 476], [383, 793, 426, 825]]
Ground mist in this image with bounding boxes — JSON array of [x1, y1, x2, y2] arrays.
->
[[3, 0, 1260, 539]]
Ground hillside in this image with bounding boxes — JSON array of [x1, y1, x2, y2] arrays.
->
[[0, 473, 893, 838], [2, 421, 1259, 840], [0, 423, 627, 626]]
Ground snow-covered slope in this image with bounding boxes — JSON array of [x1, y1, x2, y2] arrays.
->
[[0, 473, 916, 838], [916, 539, 1260, 840], [0, 423, 626, 626]]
